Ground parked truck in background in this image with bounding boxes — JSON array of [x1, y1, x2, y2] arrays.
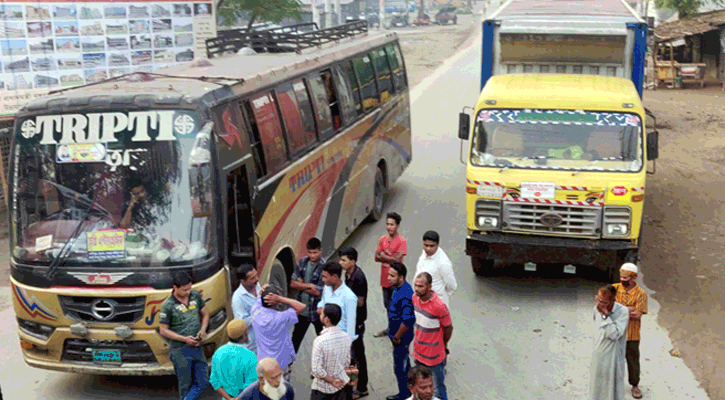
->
[[458, 0, 658, 280]]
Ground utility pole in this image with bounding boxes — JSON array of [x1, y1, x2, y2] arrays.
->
[[325, 0, 331, 27], [312, 0, 320, 28], [380, 0, 385, 29], [334, 0, 341, 24]]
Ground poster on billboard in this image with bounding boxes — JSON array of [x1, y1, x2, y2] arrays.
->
[[0, 0, 216, 120]]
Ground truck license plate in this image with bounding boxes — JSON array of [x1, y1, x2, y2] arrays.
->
[[563, 264, 576, 274], [92, 349, 121, 364], [524, 262, 537, 271]]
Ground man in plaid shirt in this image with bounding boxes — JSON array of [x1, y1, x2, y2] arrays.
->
[[311, 304, 353, 400]]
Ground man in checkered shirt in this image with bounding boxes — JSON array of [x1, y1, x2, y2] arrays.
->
[[310, 303, 353, 400]]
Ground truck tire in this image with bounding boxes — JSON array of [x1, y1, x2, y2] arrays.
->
[[472, 256, 495, 276]]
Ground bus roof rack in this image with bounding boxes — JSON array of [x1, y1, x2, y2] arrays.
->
[[206, 20, 369, 58]]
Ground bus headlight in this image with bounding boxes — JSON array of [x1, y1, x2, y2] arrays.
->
[[18, 319, 55, 340], [206, 309, 226, 333]]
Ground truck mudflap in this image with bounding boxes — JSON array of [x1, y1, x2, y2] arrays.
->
[[466, 232, 638, 266]]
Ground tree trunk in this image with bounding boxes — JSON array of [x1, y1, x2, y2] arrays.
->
[[246, 13, 257, 32]]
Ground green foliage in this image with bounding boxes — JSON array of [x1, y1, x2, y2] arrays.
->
[[217, 0, 302, 29], [654, 0, 723, 18]]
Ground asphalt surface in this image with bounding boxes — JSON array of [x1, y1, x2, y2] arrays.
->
[[0, 9, 712, 400]]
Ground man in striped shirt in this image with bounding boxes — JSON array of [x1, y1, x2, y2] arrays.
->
[[613, 263, 648, 399], [311, 303, 353, 400], [412, 272, 453, 400]]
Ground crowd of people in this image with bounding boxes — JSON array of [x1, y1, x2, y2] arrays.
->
[[157, 212, 648, 400], [159, 212, 458, 400]]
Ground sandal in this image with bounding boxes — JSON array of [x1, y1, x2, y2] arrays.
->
[[352, 389, 369, 399]]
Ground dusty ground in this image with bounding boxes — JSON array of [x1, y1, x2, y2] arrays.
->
[[641, 84, 725, 400]]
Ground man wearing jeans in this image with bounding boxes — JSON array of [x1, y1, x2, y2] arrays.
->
[[412, 272, 453, 400], [386, 261, 415, 400], [159, 272, 210, 400]]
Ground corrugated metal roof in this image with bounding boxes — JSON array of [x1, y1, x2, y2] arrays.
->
[[654, 9, 725, 42]]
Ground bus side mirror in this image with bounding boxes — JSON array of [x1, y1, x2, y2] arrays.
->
[[458, 113, 470, 140], [647, 131, 659, 160]]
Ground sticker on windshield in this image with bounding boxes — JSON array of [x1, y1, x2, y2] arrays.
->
[[477, 110, 641, 127], [35, 234, 53, 252], [521, 182, 555, 199], [87, 230, 126, 260], [56, 143, 107, 163]]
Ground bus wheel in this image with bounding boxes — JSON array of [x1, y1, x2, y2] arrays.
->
[[269, 259, 289, 297], [369, 167, 386, 221], [472, 256, 494, 276]]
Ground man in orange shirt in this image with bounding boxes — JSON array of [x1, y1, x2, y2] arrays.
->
[[613, 263, 648, 399], [374, 212, 407, 338]]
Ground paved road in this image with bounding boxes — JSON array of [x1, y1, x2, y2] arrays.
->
[[0, 16, 711, 400]]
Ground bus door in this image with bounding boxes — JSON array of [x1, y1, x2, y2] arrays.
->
[[227, 165, 256, 277]]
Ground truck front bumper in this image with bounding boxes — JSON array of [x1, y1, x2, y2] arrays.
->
[[466, 232, 638, 266]]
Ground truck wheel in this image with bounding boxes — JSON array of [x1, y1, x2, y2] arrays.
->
[[269, 259, 289, 297], [472, 256, 495, 276], [369, 167, 386, 222]]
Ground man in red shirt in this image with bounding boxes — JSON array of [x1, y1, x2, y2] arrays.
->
[[374, 212, 407, 338], [412, 272, 453, 400]]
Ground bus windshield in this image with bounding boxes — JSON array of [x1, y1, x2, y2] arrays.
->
[[470, 109, 643, 173], [10, 109, 216, 267]]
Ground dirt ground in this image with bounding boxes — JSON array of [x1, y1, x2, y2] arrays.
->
[[641, 84, 725, 400]]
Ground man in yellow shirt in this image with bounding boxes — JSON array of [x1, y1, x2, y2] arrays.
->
[[613, 263, 648, 399]]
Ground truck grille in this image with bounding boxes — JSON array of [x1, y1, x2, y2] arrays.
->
[[503, 203, 601, 236], [61, 339, 158, 364], [59, 296, 146, 323]]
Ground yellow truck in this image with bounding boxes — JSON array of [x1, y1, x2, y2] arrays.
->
[[458, 0, 658, 280]]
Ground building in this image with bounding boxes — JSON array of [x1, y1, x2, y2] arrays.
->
[[82, 39, 105, 51], [109, 53, 130, 66], [176, 49, 194, 62], [6, 58, 30, 72], [174, 23, 193, 32], [60, 74, 83, 85], [107, 37, 129, 50], [106, 23, 128, 35], [58, 58, 81, 69], [53, 6, 76, 19], [104, 6, 126, 18], [29, 39, 54, 53], [55, 23, 78, 36], [132, 51, 152, 64], [35, 74, 59, 87], [57, 39, 79, 51], [26, 6, 51, 20], [27, 22, 52, 36], [154, 35, 173, 47], [129, 5, 149, 18], [1, 24, 25, 38], [80, 7, 103, 19], [9, 75, 32, 90], [31, 57, 56, 71], [130, 20, 150, 34], [85, 69, 108, 83], [153, 19, 172, 31], [81, 22, 104, 36], [154, 50, 174, 63], [153, 4, 171, 17], [176, 34, 194, 46]]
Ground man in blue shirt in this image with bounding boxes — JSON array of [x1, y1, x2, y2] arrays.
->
[[232, 264, 262, 353], [210, 319, 257, 399], [316, 261, 358, 341], [386, 261, 415, 400]]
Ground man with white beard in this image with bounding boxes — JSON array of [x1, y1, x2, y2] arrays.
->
[[236, 357, 294, 400]]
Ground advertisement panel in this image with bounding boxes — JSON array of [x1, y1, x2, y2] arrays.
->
[[0, 0, 217, 119]]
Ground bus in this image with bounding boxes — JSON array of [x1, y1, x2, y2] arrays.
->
[[8, 24, 412, 375]]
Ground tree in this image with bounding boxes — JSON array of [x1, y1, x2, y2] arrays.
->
[[654, 0, 723, 19], [217, 0, 302, 31]]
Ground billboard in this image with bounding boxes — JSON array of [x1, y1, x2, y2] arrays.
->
[[0, 1, 217, 119]]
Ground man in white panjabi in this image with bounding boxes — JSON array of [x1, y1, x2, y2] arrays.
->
[[590, 284, 629, 400], [415, 231, 457, 307]]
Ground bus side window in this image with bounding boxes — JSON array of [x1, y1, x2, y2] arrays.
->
[[385, 43, 408, 91], [333, 64, 359, 125], [292, 79, 317, 146], [246, 92, 288, 176], [372, 47, 394, 103], [352, 54, 380, 112], [340, 60, 363, 116], [240, 101, 268, 178], [308, 73, 335, 140], [276, 82, 309, 155]]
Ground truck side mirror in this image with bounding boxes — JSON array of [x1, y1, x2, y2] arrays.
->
[[458, 113, 470, 140], [647, 130, 659, 160]]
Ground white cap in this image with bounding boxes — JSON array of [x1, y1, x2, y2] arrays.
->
[[620, 262, 638, 274]]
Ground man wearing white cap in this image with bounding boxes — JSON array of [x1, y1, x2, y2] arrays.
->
[[613, 263, 648, 399]]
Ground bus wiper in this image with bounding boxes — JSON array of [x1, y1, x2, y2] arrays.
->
[[44, 196, 103, 280], [571, 157, 623, 176], [499, 155, 550, 172]]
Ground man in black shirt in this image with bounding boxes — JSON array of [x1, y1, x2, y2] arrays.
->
[[339, 246, 369, 399]]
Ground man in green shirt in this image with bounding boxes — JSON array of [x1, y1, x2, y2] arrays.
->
[[159, 272, 210, 400]]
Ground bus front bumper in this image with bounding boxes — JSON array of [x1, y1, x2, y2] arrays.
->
[[465, 232, 638, 266]]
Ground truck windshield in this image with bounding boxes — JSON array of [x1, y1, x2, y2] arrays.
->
[[470, 109, 643, 172], [10, 109, 216, 267]]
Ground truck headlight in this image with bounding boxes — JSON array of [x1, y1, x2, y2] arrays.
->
[[475, 200, 501, 229], [606, 223, 629, 236], [478, 216, 498, 228], [18, 319, 55, 340]]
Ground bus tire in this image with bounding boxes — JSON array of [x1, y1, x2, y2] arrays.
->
[[472, 256, 494, 276], [369, 167, 386, 222], [269, 259, 289, 297]]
